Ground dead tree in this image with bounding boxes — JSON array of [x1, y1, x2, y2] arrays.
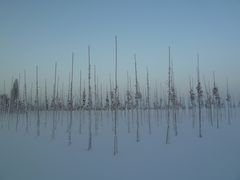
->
[[51, 63, 57, 140], [212, 73, 220, 129], [87, 46, 93, 150], [79, 70, 82, 109], [196, 54, 203, 138], [82, 81, 86, 110], [52, 62, 57, 110], [171, 61, 177, 136], [146, 67, 151, 134], [166, 46, 171, 144], [105, 90, 110, 110], [126, 71, 132, 133], [36, 66, 40, 136], [94, 64, 98, 135], [68, 53, 74, 146], [45, 79, 49, 111], [79, 70, 82, 134], [189, 77, 196, 127], [134, 54, 141, 143], [44, 79, 49, 128], [24, 70, 29, 132], [113, 36, 118, 155], [226, 79, 231, 125], [203, 78, 213, 127], [16, 73, 20, 131]]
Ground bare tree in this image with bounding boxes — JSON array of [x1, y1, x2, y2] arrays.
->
[[203, 78, 213, 127], [113, 36, 118, 155], [105, 90, 110, 110], [51, 63, 57, 140], [134, 54, 141, 142], [10, 79, 19, 112], [79, 70, 82, 134], [87, 46, 92, 151], [36, 65, 40, 136], [226, 79, 231, 125], [67, 53, 74, 146], [88, 46, 92, 110], [79, 70, 82, 109], [94, 64, 98, 135], [212, 72, 220, 129], [171, 61, 177, 136], [196, 54, 203, 138], [189, 77, 196, 127], [82, 82, 86, 109], [44, 79, 49, 128], [24, 70, 29, 132], [45, 79, 49, 111], [16, 73, 20, 131], [166, 46, 171, 144], [52, 62, 57, 110], [146, 67, 151, 134]]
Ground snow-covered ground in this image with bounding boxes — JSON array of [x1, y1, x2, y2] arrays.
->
[[0, 109, 239, 180]]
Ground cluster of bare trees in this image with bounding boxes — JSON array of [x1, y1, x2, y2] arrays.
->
[[0, 38, 237, 140], [1, 71, 234, 115], [187, 59, 235, 137]]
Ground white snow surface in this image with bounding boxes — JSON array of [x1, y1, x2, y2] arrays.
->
[[0, 109, 240, 180]]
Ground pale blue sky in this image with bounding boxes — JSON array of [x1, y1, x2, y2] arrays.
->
[[0, 0, 240, 97]]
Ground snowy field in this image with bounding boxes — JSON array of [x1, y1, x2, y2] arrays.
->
[[0, 109, 240, 180]]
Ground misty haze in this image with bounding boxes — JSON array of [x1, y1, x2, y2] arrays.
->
[[0, 1, 240, 180]]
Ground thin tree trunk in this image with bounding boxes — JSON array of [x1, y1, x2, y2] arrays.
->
[[87, 46, 92, 150], [24, 70, 29, 132], [68, 52, 74, 146], [197, 54, 202, 138], [146, 67, 151, 134], [166, 46, 171, 144], [113, 36, 118, 155], [134, 54, 140, 143], [36, 66, 40, 136]]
